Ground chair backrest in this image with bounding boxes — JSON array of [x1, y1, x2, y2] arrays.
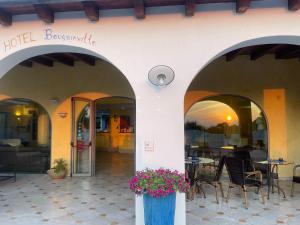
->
[[224, 156, 246, 186], [233, 149, 254, 172]]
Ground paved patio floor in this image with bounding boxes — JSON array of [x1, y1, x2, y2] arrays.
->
[[186, 180, 300, 225], [1, 151, 300, 225], [0, 174, 135, 225]]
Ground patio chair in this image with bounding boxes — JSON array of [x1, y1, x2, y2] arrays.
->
[[291, 164, 300, 197], [224, 156, 265, 209], [194, 156, 225, 204]]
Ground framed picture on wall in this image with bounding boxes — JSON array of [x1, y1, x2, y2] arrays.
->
[[120, 115, 134, 133]]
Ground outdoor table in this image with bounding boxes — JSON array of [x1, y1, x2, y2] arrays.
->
[[256, 159, 293, 199], [185, 157, 214, 186]]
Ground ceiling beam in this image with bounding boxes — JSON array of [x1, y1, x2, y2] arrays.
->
[[134, 0, 145, 19], [34, 4, 54, 23], [236, 0, 251, 13], [0, 8, 12, 26], [31, 57, 53, 67], [185, 0, 196, 16], [82, 1, 99, 22], [226, 49, 244, 61], [288, 0, 300, 10], [68, 53, 96, 66], [45, 53, 74, 66], [275, 46, 300, 59], [250, 45, 277, 60], [20, 61, 33, 68]]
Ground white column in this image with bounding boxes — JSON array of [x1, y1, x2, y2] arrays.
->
[[134, 82, 186, 225]]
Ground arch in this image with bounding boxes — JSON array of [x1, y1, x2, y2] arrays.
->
[[185, 35, 300, 93], [51, 92, 136, 174], [0, 95, 52, 117], [0, 44, 136, 98], [185, 93, 267, 121], [185, 93, 269, 154]]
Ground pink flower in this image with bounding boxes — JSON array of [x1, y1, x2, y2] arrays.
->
[[129, 168, 190, 198]]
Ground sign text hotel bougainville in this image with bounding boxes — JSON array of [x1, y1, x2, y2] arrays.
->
[[2, 29, 96, 53]]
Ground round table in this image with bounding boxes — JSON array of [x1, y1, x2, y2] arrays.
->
[[256, 159, 293, 199]]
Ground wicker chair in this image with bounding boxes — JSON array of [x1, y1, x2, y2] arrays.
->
[[291, 165, 300, 197], [194, 156, 225, 204], [224, 156, 265, 209]]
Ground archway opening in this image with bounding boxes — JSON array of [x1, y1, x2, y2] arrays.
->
[[0, 98, 51, 173], [183, 43, 300, 224], [0, 49, 136, 224], [72, 96, 135, 177], [95, 97, 135, 176], [185, 95, 268, 161]]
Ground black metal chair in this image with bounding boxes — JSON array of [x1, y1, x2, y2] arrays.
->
[[224, 156, 265, 208], [0, 148, 17, 182], [291, 164, 300, 197], [194, 156, 225, 204]]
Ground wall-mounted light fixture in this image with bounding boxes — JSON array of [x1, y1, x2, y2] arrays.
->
[[148, 65, 175, 86], [57, 112, 68, 118]]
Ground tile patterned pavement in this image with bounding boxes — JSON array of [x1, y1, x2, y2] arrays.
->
[[186, 180, 300, 225], [1, 151, 300, 225], [0, 152, 135, 225], [0, 174, 135, 225]]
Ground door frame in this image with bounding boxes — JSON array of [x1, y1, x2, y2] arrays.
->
[[71, 97, 95, 177]]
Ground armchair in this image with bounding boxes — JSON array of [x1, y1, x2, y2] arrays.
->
[[224, 156, 265, 208], [291, 164, 300, 197]]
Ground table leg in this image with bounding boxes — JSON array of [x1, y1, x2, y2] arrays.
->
[[268, 164, 286, 199], [275, 165, 286, 198], [267, 164, 271, 199]]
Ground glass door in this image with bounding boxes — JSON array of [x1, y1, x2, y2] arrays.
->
[[71, 97, 95, 176]]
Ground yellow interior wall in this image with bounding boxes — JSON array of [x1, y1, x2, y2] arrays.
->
[[96, 108, 135, 153], [263, 89, 292, 176], [37, 113, 50, 146], [96, 133, 110, 149]]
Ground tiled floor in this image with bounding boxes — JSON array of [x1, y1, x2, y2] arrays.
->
[[1, 152, 300, 225], [186, 180, 300, 225], [0, 152, 135, 225]]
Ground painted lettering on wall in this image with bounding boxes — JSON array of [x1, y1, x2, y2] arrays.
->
[[44, 29, 96, 46], [3, 32, 36, 52]]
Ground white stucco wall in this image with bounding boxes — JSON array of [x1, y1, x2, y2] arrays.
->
[[1, 1, 300, 224]]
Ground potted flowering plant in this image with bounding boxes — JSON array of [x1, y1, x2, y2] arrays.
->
[[129, 168, 190, 225]]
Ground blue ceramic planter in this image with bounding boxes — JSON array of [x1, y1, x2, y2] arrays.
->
[[143, 193, 176, 225]]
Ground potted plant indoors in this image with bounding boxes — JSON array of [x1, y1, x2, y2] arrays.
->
[[47, 158, 67, 179], [129, 168, 190, 225]]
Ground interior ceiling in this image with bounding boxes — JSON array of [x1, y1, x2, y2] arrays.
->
[[96, 98, 135, 111], [0, 0, 299, 26], [19, 53, 101, 68], [225, 44, 300, 61]]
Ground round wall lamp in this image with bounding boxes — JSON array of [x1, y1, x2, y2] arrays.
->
[[148, 65, 175, 86]]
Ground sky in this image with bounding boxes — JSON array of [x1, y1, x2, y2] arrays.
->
[[185, 100, 261, 128]]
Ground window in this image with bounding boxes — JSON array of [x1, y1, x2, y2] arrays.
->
[[96, 111, 110, 132]]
